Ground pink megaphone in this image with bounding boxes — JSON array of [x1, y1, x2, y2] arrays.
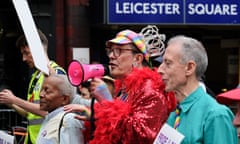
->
[[67, 60, 110, 86]]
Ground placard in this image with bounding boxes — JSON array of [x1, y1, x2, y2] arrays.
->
[[153, 123, 184, 144], [12, 0, 49, 75]]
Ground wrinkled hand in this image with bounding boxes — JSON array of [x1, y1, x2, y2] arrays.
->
[[90, 78, 113, 102], [64, 104, 90, 121], [0, 89, 16, 104]]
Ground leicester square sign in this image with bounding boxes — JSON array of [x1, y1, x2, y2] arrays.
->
[[107, 0, 240, 25]]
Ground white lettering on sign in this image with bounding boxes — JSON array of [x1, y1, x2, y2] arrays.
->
[[188, 3, 238, 15], [116, 2, 180, 15]]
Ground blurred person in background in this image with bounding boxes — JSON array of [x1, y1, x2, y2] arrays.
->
[[78, 81, 91, 100], [217, 88, 240, 140]]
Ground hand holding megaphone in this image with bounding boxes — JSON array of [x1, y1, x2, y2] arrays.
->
[[67, 60, 110, 86], [90, 78, 113, 102]]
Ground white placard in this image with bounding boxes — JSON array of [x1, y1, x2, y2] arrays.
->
[[12, 0, 49, 75], [153, 123, 185, 144], [73, 48, 90, 64], [0, 131, 14, 144]]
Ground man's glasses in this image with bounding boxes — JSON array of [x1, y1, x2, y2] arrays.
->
[[105, 48, 135, 57]]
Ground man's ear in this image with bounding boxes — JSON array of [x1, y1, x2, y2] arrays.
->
[[185, 60, 196, 76], [62, 95, 70, 105], [134, 54, 144, 63]]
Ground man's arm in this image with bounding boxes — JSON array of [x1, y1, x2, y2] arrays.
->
[[0, 89, 47, 117], [6, 103, 27, 117], [11, 96, 47, 117]]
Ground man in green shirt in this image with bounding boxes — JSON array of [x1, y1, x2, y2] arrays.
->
[[158, 35, 238, 144]]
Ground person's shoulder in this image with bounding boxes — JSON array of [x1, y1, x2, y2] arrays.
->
[[63, 112, 83, 125], [131, 67, 160, 80], [204, 97, 234, 118], [63, 112, 76, 120]]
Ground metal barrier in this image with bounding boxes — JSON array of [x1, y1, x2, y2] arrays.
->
[[12, 126, 27, 144], [0, 108, 27, 144], [0, 109, 16, 130]]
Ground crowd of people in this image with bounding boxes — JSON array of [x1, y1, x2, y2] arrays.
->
[[0, 25, 239, 144]]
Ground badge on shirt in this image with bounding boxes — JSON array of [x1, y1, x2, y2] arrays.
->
[[41, 130, 47, 137], [153, 123, 185, 144]]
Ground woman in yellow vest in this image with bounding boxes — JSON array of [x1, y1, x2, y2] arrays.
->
[[0, 30, 65, 144]]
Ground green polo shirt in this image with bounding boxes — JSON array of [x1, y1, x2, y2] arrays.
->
[[167, 86, 238, 144]]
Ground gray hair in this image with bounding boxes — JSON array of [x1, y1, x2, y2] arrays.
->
[[49, 74, 75, 102], [167, 35, 208, 80]]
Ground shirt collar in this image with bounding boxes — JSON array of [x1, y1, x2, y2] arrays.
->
[[45, 107, 64, 121], [179, 86, 205, 113]]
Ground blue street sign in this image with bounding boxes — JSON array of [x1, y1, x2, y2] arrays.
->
[[185, 0, 240, 24], [108, 0, 240, 25]]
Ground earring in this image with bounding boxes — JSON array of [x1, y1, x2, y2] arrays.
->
[[132, 62, 138, 67]]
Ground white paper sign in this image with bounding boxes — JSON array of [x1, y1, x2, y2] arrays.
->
[[153, 123, 185, 144], [12, 0, 49, 75], [73, 48, 90, 64], [0, 131, 14, 144]]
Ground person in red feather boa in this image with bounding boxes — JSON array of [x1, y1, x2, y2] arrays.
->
[[65, 28, 176, 144]]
